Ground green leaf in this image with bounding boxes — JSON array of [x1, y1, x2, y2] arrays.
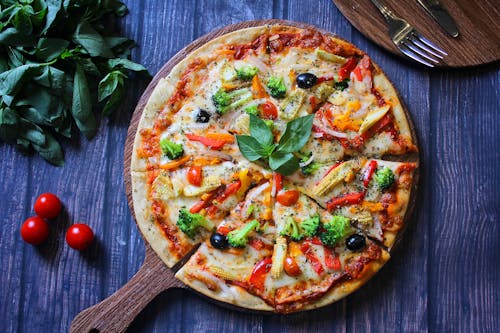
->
[[41, 0, 62, 33], [73, 57, 101, 77], [235, 135, 265, 161], [269, 151, 300, 176], [12, 6, 33, 35], [0, 63, 43, 96], [18, 116, 46, 146], [248, 114, 273, 148], [107, 58, 149, 73], [105, 36, 135, 58], [0, 27, 35, 46], [71, 64, 97, 139], [32, 129, 64, 166], [102, 85, 124, 116], [35, 38, 69, 61], [73, 21, 113, 58], [98, 70, 126, 102], [33, 66, 66, 94], [277, 114, 314, 153], [0, 107, 20, 144]]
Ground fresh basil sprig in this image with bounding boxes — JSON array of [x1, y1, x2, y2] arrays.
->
[[0, 0, 150, 165], [236, 114, 314, 175]]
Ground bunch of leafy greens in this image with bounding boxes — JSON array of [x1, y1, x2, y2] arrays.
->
[[0, 0, 149, 165], [236, 114, 314, 176]]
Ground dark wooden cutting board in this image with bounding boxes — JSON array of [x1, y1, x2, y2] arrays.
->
[[332, 0, 500, 67], [70, 19, 420, 333]]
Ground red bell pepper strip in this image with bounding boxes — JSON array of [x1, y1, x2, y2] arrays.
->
[[338, 57, 357, 81], [189, 189, 219, 213], [213, 180, 242, 204], [306, 236, 323, 246], [324, 246, 341, 271], [248, 257, 273, 291], [362, 160, 378, 187], [300, 242, 324, 276], [352, 66, 363, 81], [217, 225, 231, 236], [326, 191, 365, 211], [319, 161, 343, 182], [185, 133, 228, 150], [249, 238, 265, 251], [316, 74, 336, 84], [273, 173, 283, 193]]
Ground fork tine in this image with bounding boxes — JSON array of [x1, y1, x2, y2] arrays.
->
[[410, 34, 446, 59], [415, 34, 447, 56], [399, 45, 435, 67], [405, 42, 441, 63]]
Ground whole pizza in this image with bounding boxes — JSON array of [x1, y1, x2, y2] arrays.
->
[[130, 23, 418, 313]]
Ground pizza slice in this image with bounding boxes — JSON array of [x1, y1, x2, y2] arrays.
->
[[290, 158, 417, 248], [268, 176, 389, 312], [265, 25, 416, 161], [175, 179, 277, 310]]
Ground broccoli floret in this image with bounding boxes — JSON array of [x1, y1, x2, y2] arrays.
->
[[298, 151, 321, 175], [227, 219, 260, 247], [320, 215, 351, 247], [159, 138, 184, 160], [267, 76, 286, 98], [212, 88, 253, 114], [244, 104, 259, 116], [300, 214, 320, 238], [374, 167, 395, 190], [176, 208, 214, 238], [263, 119, 274, 130], [236, 65, 258, 81], [280, 217, 302, 241], [334, 79, 349, 91]]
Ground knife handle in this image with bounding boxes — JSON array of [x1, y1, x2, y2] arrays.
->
[[70, 247, 183, 333]]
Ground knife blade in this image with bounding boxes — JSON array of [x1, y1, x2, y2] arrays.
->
[[417, 0, 459, 37]]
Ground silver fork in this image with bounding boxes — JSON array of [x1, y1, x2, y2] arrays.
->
[[369, 0, 447, 67]]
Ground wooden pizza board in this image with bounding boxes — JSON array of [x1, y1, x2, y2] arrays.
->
[[70, 19, 420, 332], [332, 0, 500, 68]]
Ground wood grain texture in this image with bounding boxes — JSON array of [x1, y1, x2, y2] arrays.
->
[[0, 0, 498, 332], [332, 0, 500, 67]]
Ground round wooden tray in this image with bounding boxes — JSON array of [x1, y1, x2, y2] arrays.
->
[[71, 19, 420, 332], [332, 0, 500, 68]]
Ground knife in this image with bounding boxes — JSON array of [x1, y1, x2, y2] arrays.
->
[[417, 0, 460, 37]]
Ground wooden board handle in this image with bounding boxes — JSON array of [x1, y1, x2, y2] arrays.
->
[[70, 247, 183, 333]]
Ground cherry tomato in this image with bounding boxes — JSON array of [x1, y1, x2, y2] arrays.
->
[[34, 192, 62, 219], [276, 189, 299, 206], [66, 224, 94, 250], [20, 216, 50, 245], [260, 100, 278, 120], [284, 257, 302, 276], [187, 166, 203, 186]]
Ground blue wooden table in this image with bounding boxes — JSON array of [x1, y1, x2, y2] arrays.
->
[[1, 1, 498, 332]]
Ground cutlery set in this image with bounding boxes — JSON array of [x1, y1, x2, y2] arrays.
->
[[369, 0, 459, 67]]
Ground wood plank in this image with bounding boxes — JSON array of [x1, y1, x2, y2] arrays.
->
[[332, 0, 500, 67], [429, 69, 499, 331], [0, 146, 30, 333]]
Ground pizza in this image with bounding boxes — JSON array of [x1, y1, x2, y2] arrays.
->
[[130, 23, 418, 313]]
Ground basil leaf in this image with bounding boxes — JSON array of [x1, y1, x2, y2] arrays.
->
[[0, 107, 20, 144], [12, 6, 33, 35], [107, 58, 148, 73], [249, 114, 273, 148], [102, 85, 124, 116], [31, 129, 64, 166], [236, 135, 265, 161], [0, 63, 43, 96], [0, 27, 35, 46], [42, 0, 62, 33], [98, 70, 126, 102], [269, 151, 300, 176], [277, 114, 314, 153], [74, 57, 102, 77], [73, 21, 113, 58], [19, 117, 46, 146], [35, 38, 69, 61], [33, 66, 66, 94], [71, 64, 97, 139]]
